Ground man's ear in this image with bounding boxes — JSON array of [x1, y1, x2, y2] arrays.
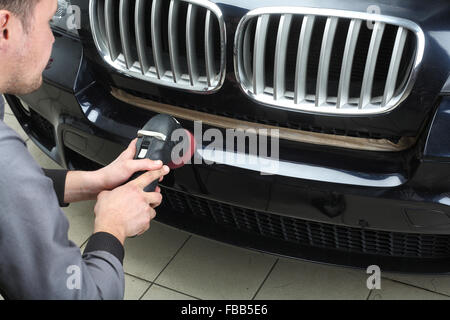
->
[[0, 10, 10, 41]]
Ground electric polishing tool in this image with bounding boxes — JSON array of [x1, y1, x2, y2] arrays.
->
[[128, 114, 196, 192]]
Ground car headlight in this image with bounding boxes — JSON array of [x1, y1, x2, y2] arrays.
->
[[50, 0, 80, 37]]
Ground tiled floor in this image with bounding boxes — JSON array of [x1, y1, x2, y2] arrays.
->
[[2, 101, 450, 300]]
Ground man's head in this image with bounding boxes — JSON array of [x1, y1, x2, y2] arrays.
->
[[0, 0, 57, 95]]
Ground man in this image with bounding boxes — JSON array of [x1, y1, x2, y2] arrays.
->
[[0, 0, 170, 299]]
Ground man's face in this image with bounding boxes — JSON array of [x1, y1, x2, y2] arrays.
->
[[1, 0, 57, 95]]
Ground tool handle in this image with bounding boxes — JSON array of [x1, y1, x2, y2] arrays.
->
[[125, 135, 170, 192], [128, 171, 159, 192]]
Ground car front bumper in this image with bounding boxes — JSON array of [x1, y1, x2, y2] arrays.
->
[[5, 30, 450, 273]]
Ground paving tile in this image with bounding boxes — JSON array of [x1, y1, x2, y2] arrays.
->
[[254, 258, 371, 300], [124, 274, 151, 300], [123, 222, 190, 282], [141, 284, 197, 300], [155, 236, 276, 300], [26, 140, 42, 162], [27, 141, 62, 170], [3, 113, 29, 142], [62, 200, 96, 247], [80, 245, 152, 300], [3, 100, 13, 115], [369, 278, 450, 300], [382, 272, 450, 297]]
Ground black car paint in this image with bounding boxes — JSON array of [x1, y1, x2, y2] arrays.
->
[[5, 0, 450, 273]]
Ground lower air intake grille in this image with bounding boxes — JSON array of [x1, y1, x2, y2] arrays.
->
[[162, 187, 450, 259]]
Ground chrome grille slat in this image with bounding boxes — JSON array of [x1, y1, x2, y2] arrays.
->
[[151, 0, 165, 79], [168, 0, 181, 83], [235, 7, 424, 115], [134, 0, 149, 74], [119, 0, 133, 69], [274, 14, 293, 101], [242, 19, 255, 82], [96, 1, 107, 45], [90, 0, 226, 93], [186, 4, 199, 86], [205, 10, 216, 87], [294, 15, 315, 104], [105, 0, 120, 61], [336, 19, 362, 109], [359, 21, 385, 109], [383, 27, 408, 106], [252, 15, 270, 95], [315, 17, 338, 107]]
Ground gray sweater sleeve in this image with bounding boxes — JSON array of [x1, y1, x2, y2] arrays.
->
[[0, 121, 125, 300]]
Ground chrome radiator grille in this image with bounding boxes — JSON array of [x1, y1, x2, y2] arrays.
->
[[89, 0, 226, 93], [234, 7, 424, 115]]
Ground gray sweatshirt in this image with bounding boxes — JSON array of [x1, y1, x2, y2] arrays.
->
[[0, 96, 125, 300]]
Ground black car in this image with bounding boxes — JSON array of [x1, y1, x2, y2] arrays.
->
[[5, 0, 450, 273]]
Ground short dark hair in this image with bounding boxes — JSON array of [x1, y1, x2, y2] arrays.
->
[[0, 0, 40, 32]]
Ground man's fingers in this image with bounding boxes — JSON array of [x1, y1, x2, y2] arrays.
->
[[128, 159, 163, 173], [136, 208, 157, 236], [129, 138, 138, 148], [133, 166, 170, 189], [122, 138, 138, 159], [145, 192, 163, 208]]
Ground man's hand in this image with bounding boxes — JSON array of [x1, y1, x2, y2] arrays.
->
[[96, 138, 165, 192], [93, 166, 171, 245], [64, 139, 165, 203]]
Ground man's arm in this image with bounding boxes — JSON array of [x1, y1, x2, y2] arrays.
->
[[43, 169, 113, 204], [0, 124, 124, 299], [0, 122, 168, 299], [63, 170, 105, 203], [42, 169, 103, 206]]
